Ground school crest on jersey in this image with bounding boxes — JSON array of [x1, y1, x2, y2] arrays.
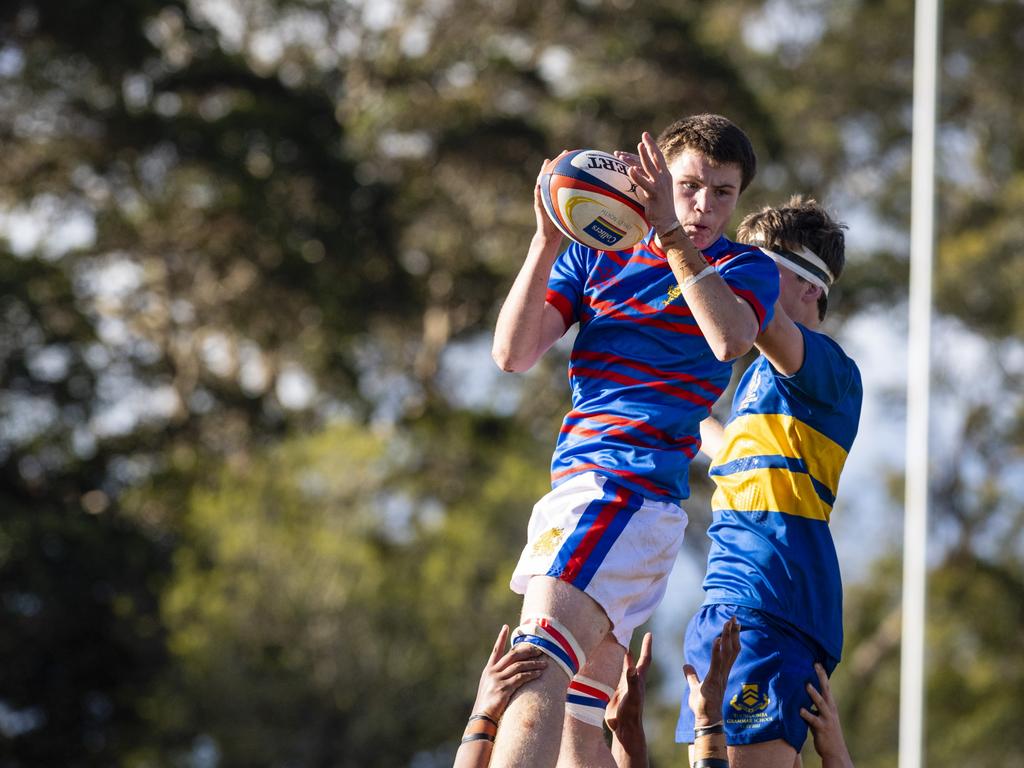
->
[[730, 683, 771, 714], [663, 284, 682, 307]]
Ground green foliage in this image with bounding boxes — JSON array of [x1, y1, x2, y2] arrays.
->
[[0, 489, 168, 765], [816, 551, 1024, 768], [122, 419, 545, 766]]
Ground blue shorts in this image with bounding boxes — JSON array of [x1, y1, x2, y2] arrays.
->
[[675, 604, 838, 750]]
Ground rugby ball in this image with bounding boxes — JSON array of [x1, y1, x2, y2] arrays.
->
[[541, 149, 649, 251]]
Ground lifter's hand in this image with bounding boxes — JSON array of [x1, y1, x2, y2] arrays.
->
[[471, 624, 547, 722], [800, 663, 854, 768], [534, 152, 569, 243], [607, 631, 652, 768], [684, 617, 741, 727], [606, 631, 652, 738]]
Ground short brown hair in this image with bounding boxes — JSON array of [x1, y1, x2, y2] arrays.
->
[[656, 114, 757, 192], [736, 195, 847, 321]]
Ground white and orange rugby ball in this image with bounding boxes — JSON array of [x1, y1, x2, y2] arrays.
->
[[541, 149, 649, 251]]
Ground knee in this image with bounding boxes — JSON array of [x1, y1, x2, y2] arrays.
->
[[513, 616, 588, 680]]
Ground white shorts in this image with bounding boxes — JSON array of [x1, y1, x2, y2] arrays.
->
[[510, 471, 688, 647]]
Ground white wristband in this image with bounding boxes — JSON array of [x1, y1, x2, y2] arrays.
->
[[680, 264, 716, 292]]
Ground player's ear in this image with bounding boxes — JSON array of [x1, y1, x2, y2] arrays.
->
[[803, 282, 823, 305]]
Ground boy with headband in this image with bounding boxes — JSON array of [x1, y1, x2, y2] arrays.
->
[[676, 196, 863, 767]]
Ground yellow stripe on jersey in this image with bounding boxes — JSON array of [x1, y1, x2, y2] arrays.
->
[[710, 467, 831, 521], [709, 413, 850, 522]]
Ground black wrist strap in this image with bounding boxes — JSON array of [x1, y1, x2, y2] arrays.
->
[[693, 759, 729, 768], [694, 722, 725, 738], [461, 732, 496, 744], [469, 713, 499, 727]]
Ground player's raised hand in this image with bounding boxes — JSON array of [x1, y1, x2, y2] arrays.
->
[[606, 631, 652, 734], [800, 663, 855, 768], [612, 149, 641, 167], [534, 152, 568, 242], [623, 132, 678, 236], [684, 617, 740, 727], [470, 624, 547, 722], [607, 631, 652, 768]]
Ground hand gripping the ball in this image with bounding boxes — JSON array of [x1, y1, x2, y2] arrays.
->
[[534, 152, 570, 243], [619, 132, 680, 238]]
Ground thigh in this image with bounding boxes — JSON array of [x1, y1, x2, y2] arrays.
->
[[521, 575, 613, 663], [571, 633, 626, 697], [728, 739, 798, 768]]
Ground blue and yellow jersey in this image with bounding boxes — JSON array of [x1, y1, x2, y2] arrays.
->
[[702, 325, 862, 660], [545, 232, 779, 502]]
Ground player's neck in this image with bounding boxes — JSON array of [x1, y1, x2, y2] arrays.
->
[[802, 315, 822, 331]]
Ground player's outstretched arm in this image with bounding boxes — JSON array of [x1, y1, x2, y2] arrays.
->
[[800, 663, 855, 768], [453, 625, 547, 768], [492, 157, 570, 372], [684, 617, 741, 766], [619, 136, 758, 361], [607, 632, 653, 768], [753, 299, 806, 376]]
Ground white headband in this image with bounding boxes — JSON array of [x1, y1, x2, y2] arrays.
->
[[750, 235, 834, 296]]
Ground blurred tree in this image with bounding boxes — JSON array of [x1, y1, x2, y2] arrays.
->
[[820, 548, 1024, 767], [125, 417, 548, 767], [1, 0, 396, 761]]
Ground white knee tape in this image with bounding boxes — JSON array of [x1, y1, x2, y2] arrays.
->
[[566, 674, 614, 727], [511, 615, 586, 680]]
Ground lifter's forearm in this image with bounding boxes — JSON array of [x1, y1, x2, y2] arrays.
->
[[611, 728, 649, 768]]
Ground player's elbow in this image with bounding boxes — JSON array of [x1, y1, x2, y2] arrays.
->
[[711, 330, 757, 362], [491, 344, 532, 373], [713, 343, 749, 362], [710, 344, 739, 362]]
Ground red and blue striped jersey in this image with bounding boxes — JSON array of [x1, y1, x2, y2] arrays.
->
[[545, 232, 779, 502], [701, 325, 863, 659]]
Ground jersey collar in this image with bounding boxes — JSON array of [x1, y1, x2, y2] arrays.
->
[[701, 235, 731, 260]]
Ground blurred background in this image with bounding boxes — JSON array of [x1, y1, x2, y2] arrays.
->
[[1, 0, 1022, 766]]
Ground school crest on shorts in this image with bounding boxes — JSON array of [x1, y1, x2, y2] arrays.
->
[[730, 683, 771, 714], [532, 527, 565, 556]]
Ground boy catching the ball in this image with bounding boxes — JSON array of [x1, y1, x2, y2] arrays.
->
[[488, 114, 779, 768], [675, 196, 862, 768]]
